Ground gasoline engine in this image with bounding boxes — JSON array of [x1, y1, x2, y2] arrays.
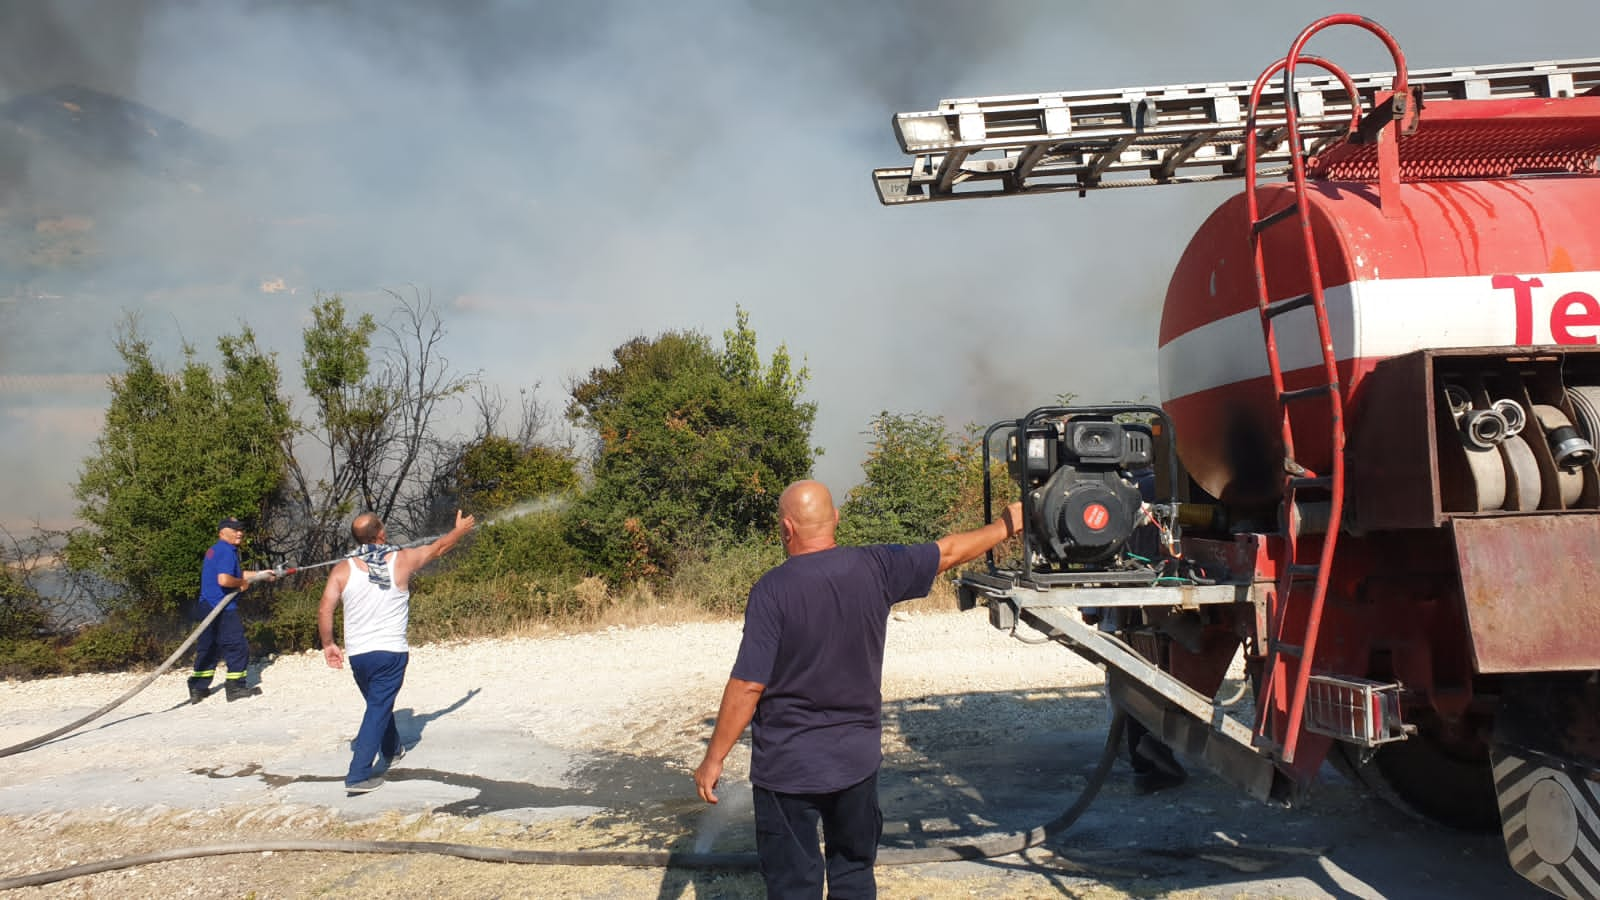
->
[[997, 406, 1178, 580]]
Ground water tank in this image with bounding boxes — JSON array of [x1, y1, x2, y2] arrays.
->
[[1158, 177, 1600, 504]]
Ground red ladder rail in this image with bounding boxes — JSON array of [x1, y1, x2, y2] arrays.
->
[[1241, 15, 1410, 766]]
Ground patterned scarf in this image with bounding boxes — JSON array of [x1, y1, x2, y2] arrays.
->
[[354, 543, 402, 590]]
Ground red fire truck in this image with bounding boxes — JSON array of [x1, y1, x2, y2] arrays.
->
[[874, 14, 1600, 898]]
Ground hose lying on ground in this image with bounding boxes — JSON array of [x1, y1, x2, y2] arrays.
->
[[0, 715, 1126, 888], [0, 584, 252, 760]]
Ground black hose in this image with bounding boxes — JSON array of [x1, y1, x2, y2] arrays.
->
[[0, 714, 1128, 889], [0, 842, 757, 889], [878, 709, 1124, 863]]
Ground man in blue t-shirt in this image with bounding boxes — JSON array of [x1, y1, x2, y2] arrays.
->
[[694, 480, 1023, 899], [188, 517, 275, 704]]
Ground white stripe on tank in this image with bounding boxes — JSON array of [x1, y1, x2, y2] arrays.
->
[[1158, 271, 1600, 403]]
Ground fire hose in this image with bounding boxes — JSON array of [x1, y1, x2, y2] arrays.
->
[[0, 581, 258, 760], [0, 714, 1125, 888]]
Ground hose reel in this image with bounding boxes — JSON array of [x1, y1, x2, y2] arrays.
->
[[1442, 382, 1596, 512]]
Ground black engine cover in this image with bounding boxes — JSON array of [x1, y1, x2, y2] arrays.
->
[[1029, 466, 1142, 565]]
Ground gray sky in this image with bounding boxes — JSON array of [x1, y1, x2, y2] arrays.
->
[[2, 0, 1596, 530]]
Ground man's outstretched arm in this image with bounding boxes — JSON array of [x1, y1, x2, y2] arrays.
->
[[694, 677, 765, 804], [395, 510, 476, 582], [935, 501, 1023, 574]]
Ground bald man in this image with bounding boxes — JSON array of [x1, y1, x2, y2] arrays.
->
[[318, 509, 474, 794], [694, 480, 1023, 899]]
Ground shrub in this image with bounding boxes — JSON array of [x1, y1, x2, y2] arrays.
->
[[65, 621, 144, 672], [0, 639, 66, 679], [838, 411, 964, 546], [666, 533, 784, 616], [407, 569, 601, 640], [452, 510, 584, 582], [0, 566, 50, 642], [250, 587, 322, 655], [563, 311, 817, 581]]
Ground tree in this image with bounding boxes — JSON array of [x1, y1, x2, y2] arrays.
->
[[278, 289, 475, 563], [67, 319, 293, 620], [838, 412, 966, 546], [564, 308, 816, 579]]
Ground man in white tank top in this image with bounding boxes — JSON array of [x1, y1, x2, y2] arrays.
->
[[318, 509, 475, 793]]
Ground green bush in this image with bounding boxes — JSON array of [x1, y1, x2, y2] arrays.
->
[[65, 621, 144, 672], [452, 510, 585, 582], [838, 411, 964, 546], [666, 533, 784, 616], [408, 569, 602, 640], [563, 311, 817, 582], [250, 587, 322, 655], [0, 638, 66, 679], [0, 567, 50, 642]]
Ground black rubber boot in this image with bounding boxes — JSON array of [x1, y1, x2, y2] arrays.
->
[[224, 679, 262, 702], [1132, 733, 1188, 793], [187, 678, 211, 704]]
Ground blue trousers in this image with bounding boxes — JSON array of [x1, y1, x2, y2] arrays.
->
[[346, 650, 408, 786], [752, 771, 881, 900], [191, 605, 248, 680]]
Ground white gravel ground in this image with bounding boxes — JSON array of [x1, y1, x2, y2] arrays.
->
[[0, 610, 1546, 898]]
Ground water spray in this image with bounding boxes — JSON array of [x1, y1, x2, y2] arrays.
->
[[269, 495, 563, 577]]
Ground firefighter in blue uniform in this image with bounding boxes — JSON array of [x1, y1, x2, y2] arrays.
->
[[187, 517, 274, 703]]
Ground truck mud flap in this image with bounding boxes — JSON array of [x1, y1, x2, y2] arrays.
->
[[1494, 744, 1600, 899], [1455, 515, 1600, 673]]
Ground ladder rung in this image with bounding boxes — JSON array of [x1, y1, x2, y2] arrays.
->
[[1280, 384, 1336, 403], [1252, 203, 1299, 234], [1286, 564, 1320, 579], [1272, 642, 1304, 657], [1265, 292, 1317, 317], [1289, 475, 1333, 490]]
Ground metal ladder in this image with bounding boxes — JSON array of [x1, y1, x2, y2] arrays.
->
[[1241, 15, 1412, 768], [873, 55, 1600, 205]]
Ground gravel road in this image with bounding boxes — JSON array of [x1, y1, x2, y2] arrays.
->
[[0, 609, 1545, 898]]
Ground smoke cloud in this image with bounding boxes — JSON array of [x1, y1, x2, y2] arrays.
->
[[2, 0, 1596, 528]]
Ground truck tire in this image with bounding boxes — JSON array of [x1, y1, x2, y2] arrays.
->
[[1332, 712, 1500, 832]]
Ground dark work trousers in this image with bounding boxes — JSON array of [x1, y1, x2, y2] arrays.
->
[[191, 604, 248, 680], [345, 650, 408, 786], [752, 771, 881, 900]]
